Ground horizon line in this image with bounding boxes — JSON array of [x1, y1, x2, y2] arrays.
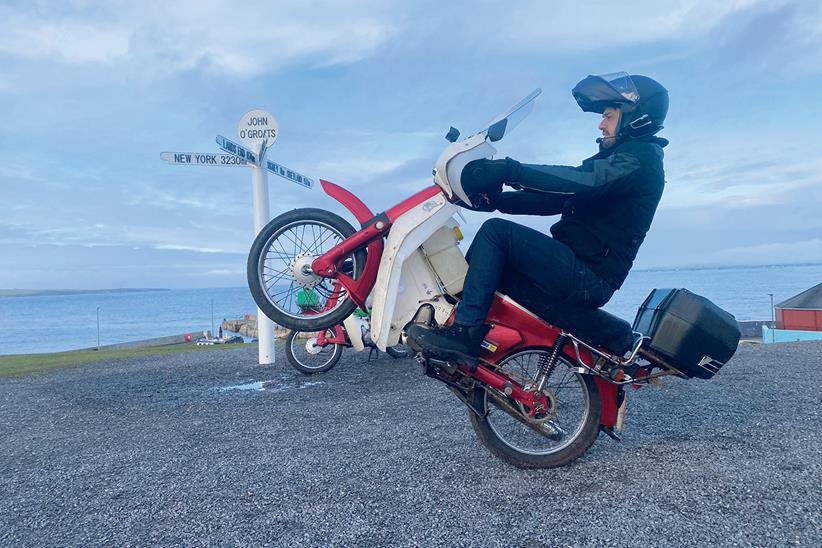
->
[[2, 260, 820, 293]]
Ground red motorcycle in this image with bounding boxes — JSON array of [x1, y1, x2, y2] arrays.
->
[[247, 90, 740, 468]]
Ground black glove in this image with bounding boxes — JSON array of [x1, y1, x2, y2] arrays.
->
[[461, 157, 521, 193], [460, 157, 521, 209], [455, 196, 497, 212]]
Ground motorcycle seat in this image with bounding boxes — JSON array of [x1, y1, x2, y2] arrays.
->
[[541, 305, 634, 356], [505, 295, 635, 356]]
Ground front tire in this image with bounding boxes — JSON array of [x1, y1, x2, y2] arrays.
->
[[469, 349, 601, 469], [285, 329, 343, 374], [247, 208, 367, 331]]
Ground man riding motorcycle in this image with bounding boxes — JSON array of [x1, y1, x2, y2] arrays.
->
[[407, 72, 670, 364]]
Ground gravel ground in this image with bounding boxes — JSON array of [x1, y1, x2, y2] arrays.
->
[[1, 340, 820, 547]]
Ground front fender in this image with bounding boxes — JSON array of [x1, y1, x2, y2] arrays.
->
[[318, 179, 385, 310], [320, 179, 374, 224]]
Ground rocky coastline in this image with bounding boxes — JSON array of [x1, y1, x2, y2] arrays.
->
[[221, 314, 291, 339]]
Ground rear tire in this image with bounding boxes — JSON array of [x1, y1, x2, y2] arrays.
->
[[469, 349, 601, 469], [247, 208, 367, 331]]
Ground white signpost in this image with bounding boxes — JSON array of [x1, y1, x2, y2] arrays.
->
[[161, 109, 313, 366]]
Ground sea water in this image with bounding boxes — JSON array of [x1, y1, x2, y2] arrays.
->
[[0, 263, 819, 356], [0, 287, 256, 356]]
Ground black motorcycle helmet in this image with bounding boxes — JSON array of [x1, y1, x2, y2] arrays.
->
[[572, 72, 669, 140]]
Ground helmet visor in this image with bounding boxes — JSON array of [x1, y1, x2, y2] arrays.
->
[[572, 72, 640, 113]]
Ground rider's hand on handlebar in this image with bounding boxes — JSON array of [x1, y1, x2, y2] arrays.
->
[[470, 193, 499, 212], [461, 157, 522, 195]]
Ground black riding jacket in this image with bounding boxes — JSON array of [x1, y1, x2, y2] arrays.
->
[[497, 136, 667, 289]]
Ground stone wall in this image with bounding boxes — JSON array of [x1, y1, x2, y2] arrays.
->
[[221, 316, 290, 339], [82, 333, 209, 351], [737, 320, 774, 339]]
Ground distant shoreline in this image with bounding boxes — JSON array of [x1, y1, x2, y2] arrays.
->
[[0, 288, 170, 299], [1, 261, 819, 298], [633, 261, 822, 273]]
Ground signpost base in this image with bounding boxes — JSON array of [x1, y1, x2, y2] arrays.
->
[[256, 306, 276, 365]]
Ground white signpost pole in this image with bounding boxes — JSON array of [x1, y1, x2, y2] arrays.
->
[[251, 147, 276, 365], [238, 109, 280, 367]]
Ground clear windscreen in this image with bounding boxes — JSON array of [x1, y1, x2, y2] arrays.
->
[[475, 88, 542, 141]]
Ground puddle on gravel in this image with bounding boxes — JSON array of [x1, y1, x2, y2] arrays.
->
[[216, 380, 324, 393]]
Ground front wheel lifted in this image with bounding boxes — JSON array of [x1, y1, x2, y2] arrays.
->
[[247, 208, 367, 331]]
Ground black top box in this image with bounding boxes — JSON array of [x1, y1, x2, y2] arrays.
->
[[632, 288, 741, 379]]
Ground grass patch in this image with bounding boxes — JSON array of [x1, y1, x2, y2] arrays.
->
[[0, 343, 253, 378]]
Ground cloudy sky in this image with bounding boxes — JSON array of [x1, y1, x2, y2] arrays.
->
[[1, 0, 821, 289]]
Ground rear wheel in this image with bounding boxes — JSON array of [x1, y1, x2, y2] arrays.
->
[[469, 348, 601, 469], [247, 208, 366, 331], [285, 329, 343, 374]]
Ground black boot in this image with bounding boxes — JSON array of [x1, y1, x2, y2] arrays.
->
[[406, 322, 490, 364]]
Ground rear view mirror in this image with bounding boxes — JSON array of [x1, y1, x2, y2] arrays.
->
[[486, 119, 507, 142]]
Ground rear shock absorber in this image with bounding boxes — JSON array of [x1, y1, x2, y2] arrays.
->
[[535, 334, 569, 392]]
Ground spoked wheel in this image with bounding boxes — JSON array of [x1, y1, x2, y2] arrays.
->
[[247, 208, 366, 331], [285, 329, 343, 374], [469, 349, 601, 469]]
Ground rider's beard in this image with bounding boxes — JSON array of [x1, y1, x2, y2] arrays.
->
[[600, 133, 617, 148]]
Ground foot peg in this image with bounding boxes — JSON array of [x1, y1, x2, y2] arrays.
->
[[428, 357, 457, 375]]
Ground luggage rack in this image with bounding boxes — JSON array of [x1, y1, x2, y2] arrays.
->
[[562, 331, 689, 385]]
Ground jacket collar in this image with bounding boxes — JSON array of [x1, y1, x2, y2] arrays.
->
[[589, 135, 669, 160]]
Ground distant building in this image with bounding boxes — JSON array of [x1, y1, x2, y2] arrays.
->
[[775, 283, 822, 331], [764, 282, 822, 343]]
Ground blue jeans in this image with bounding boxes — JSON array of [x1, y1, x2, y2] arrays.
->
[[455, 218, 615, 326]]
